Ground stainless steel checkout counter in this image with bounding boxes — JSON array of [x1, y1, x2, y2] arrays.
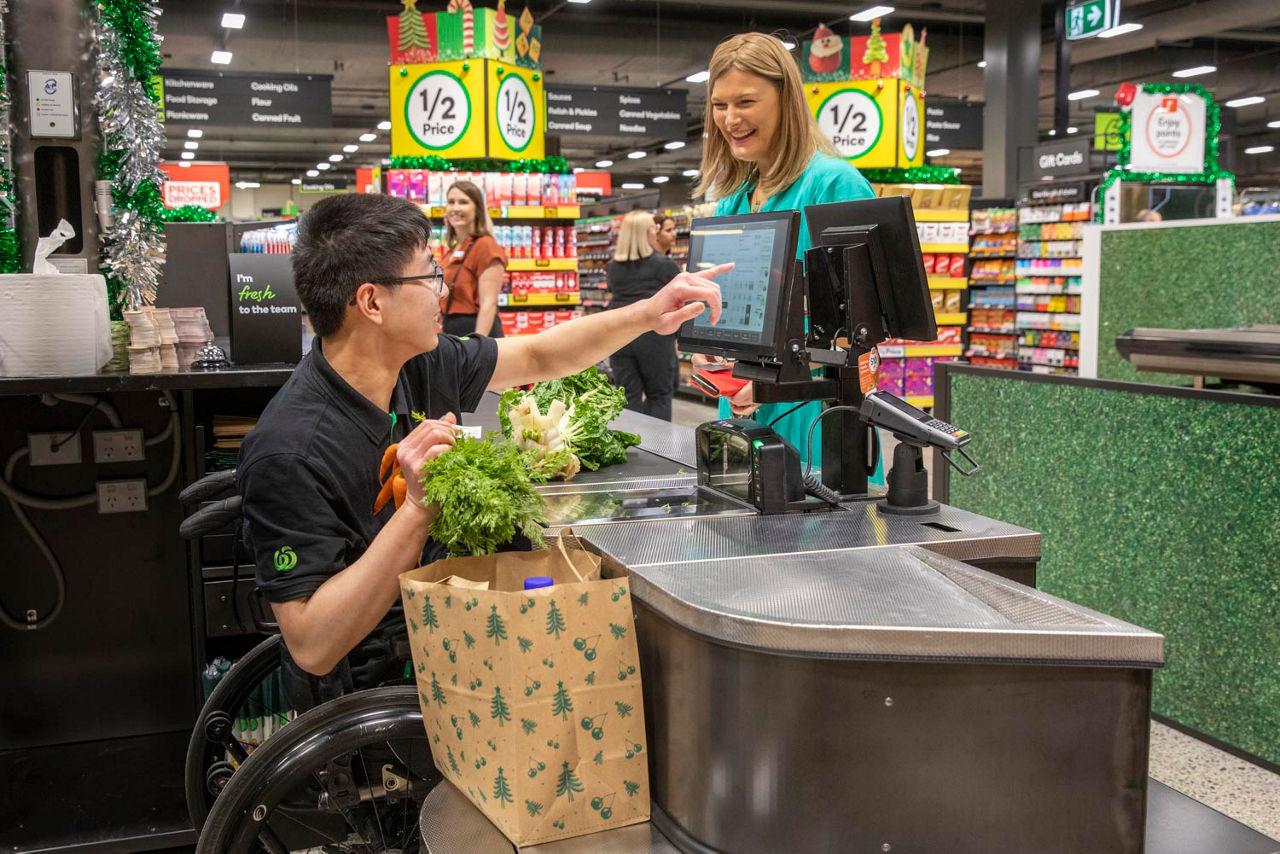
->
[[412, 396, 1280, 854]]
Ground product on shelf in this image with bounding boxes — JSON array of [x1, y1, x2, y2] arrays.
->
[[388, 169, 577, 207]]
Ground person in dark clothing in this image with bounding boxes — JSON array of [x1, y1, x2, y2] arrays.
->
[[236, 193, 728, 709], [606, 210, 682, 421]]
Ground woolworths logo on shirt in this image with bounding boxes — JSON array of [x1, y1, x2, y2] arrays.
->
[[273, 546, 297, 572]]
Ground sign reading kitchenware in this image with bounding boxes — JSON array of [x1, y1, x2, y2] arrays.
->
[[545, 84, 686, 137], [160, 69, 332, 128], [1127, 89, 1206, 174]]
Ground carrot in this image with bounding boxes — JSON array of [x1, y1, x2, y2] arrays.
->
[[379, 443, 399, 480], [374, 464, 399, 513], [392, 474, 408, 509]]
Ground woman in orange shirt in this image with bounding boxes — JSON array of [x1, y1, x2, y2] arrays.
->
[[440, 180, 508, 337]]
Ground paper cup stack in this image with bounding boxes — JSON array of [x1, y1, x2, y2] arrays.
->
[[171, 307, 215, 370], [122, 308, 161, 373], [106, 321, 131, 373]]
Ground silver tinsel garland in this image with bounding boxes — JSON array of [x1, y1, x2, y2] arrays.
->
[[0, 0, 15, 232], [94, 1, 165, 310]]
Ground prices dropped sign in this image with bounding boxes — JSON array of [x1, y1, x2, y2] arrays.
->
[[817, 89, 882, 159]]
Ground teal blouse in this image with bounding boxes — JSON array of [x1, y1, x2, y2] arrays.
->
[[713, 153, 883, 482]]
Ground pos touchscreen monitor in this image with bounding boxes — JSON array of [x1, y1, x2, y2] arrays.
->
[[676, 210, 800, 362]]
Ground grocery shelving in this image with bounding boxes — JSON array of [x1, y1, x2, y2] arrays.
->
[[965, 206, 1019, 371], [1012, 199, 1090, 375]]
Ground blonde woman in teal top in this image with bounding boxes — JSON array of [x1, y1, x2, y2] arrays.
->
[[693, 32, 881, 480]]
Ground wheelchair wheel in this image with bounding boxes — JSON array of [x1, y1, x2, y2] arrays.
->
[[186, 634, 288, 829], [196, 685, 440, 853]]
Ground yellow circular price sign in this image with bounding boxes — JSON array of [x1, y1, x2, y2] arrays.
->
[[405, 69, 471, 151]]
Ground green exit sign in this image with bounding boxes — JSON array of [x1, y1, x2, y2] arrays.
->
[[1066, 0, 1118, 40]]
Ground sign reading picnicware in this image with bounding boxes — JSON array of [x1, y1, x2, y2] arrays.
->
[[399, 535, 649, 847], [1031, 138, 1092, 180], [924, 99, 983, 150], [228, 253, 302, 366], [1127, 89, 1206, 174], [544, 85, 686, 138], [160, 69, 332, 128]]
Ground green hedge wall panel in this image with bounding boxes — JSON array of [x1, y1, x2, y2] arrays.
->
[[946, 370, 1280, 766]]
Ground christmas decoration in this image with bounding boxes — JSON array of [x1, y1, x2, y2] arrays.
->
[[95, 0, 166, 318], [1115, 81, 1137, 108], [389, 154, 568, 173], [161, 204, 218, 223], [0, 1, 18, 274], [399, 0, 431, 55], [860, 165, 961, 185], [863, 19, 888, 78], [448, 0, 476, 56], [493, 0, 511, 52], [808, 23, 843, 75]]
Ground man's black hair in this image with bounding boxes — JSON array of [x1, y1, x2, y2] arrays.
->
[[293, 193, 433, 337]]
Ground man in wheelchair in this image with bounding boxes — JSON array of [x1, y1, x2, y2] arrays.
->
[[237, 192, 726, 711]]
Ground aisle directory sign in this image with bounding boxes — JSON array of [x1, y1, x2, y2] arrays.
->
[[159, 69, 332, 128]]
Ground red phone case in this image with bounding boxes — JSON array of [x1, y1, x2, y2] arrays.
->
[[691, 368, 749, 398]]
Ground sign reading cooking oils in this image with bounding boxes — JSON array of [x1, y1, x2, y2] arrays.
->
[[808, 78, 922, 168], [486, 64, 545, 160], [391, 60, 486, 159]]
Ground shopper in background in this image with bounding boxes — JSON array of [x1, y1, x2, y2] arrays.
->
[[441, 180, 507, 338], [693, 31, 876, 469], [606, 210, 682, 421], [651, 214, 678, 256]]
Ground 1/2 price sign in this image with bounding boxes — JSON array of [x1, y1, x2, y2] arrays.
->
[[816, 89, 882, 160], [808, 79, 920, 167], [488, 65, 544, 160], [390, 61, 485, 159]]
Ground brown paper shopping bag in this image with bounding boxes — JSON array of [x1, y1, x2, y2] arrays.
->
[[399, 533, 650, 846]]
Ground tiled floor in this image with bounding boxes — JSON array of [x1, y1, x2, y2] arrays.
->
[[670, 393, 1280, 843]]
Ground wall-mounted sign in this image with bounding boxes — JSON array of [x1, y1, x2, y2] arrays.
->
[[1031, 138, 1092, 180], [159, 70, 332, 128], [925, 99, 983, 150], [1128, 89, 1206, 174], [28, 70, 77, 138], [545, 84, 686, 138], [807, 79, 922, 168], [159, 161, 231, 209], [300, 179, 347, 193], [1066, 0, 1118, 40], [228, 253, 302, 366]]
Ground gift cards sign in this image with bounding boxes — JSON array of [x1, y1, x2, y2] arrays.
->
[[1128, 89, 1207, 174], [808, 79, 923, 168]]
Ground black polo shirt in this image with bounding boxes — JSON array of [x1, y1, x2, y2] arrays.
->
[[237, 334, 498, 636]]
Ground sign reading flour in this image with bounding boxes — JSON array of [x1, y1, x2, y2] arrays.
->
[[228, 253, 301, 365], [1128, 89, 1206, 174]]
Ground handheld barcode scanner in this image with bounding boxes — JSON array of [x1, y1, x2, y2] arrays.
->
[[678, 197, 980, 515]]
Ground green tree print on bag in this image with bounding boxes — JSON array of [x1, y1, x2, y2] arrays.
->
[[555, 761, 583, 801], [546, 599, 566, 638], [486, 604, 508, 643], [491, 686, 512, 726]]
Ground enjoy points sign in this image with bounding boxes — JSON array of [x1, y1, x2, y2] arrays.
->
[[1127, 89, 1206, 174]]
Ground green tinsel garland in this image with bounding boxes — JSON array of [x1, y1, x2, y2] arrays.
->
[[859, 166, 961, 185], [162, 204, 218, 223], [0, 46, 19, 272], [1097, 82, 1234, 222], [388, 155, 569, 174], [98, 0, 163, 90]]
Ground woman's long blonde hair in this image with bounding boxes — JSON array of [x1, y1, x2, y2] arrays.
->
[[695, 32, 837, 201], [444, 180, 495, 247], [613, 210, 656, 262]]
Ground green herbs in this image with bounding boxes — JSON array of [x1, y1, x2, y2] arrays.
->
[[498, 367, 641, 480], [420, 432, 547, 557]]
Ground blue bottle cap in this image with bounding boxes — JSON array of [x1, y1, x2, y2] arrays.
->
[[523, 576, 555, 591]]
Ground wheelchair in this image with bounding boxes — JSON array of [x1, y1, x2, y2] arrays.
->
[[181, 470, 439, 852]]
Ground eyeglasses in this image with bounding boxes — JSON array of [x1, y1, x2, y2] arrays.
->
[[350, 265, 447, 305]]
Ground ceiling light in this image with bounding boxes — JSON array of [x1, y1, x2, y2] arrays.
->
[[664, 140, 686, 150], [596, 159, 613, 168], [221, 12, 245, 28], [682, 169, 700, 177], [780, 39, 797, 50], [359, 132, 377, 142], [291, 178, 302, 185], [184, 140, 199, 150], [621, 183, 645, 190], [850, 5, 894, 22], [329, 154, 343, 162], [377, 120, 392, 130], [343, 144, 359, 153], [1172, 65, 1215, 78], [1098, 22, 1142, 38], [187, 128, 203, 138], [1068, 89, 1099, 101], [977, 60, 987, 69], [316, 162, 331, 170], [178, 161, 191, 168], [652, 176, 670, 184], [1226, 96, 1265, 108], [1244, 145, 1275, 155], [1047, 129, 1057, 136], [627, 151, 647, 159], [926, 148, 950, 157], [180, 151, 196, 160], [306, 169, 320, 177], [1268, 120, 1280, 129], [573, 167, 584, 173], [1067, 126, 1079, 134], [235, 181, 260, 189], [685, 70, 710, 84], [567, 0, 593, 4], [210, 50, 232, 65]]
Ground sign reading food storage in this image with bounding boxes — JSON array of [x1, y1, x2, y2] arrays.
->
[[544, 84, 686, 137], [807, 79, 923, 168], [1066, 0, 1118, 40], [228, 253, 301, 365], [488, 65, 545, 159], [1128, 89, 1206, 174], [159, 70, 332, 127]]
